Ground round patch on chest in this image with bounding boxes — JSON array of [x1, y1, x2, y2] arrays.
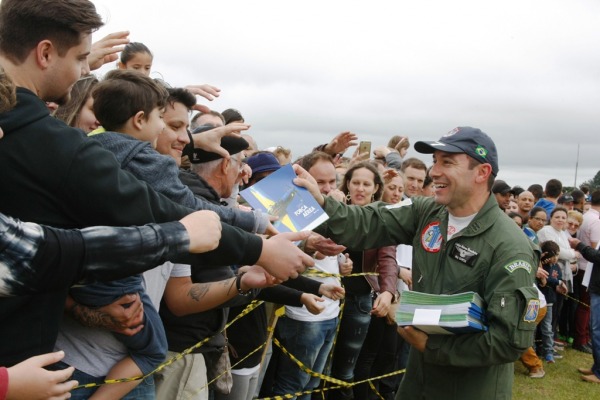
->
[[421, 221, 443, 253]]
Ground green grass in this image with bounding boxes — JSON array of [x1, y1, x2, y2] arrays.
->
[[513, 347, 600, 399]]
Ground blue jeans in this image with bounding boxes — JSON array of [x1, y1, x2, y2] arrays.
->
[[353, 316, 398, 399], [272, 317, 338, 400], [539, 304, 554, 357], [55, 361, 156, 400], [590, 293, 600, 378], [329, 293, 373, 400]]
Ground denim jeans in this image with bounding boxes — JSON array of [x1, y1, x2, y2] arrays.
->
[[590, 293, 600, 378], [539, 304, 554, 357], [329, 293, 373, 400], [272, 316, 338, 400], [353, 316, 398, 399], [54, 361, 155, 400]]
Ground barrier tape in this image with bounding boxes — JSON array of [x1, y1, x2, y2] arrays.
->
[[72, 271, 385, 395], [73, 300, 264, 390], [560, 291, 590, 308]]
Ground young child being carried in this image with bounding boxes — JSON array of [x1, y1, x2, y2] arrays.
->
[[69, 69, 169, 399]]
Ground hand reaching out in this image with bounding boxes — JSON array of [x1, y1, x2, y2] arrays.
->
[[301, 293, 325, 315], [318, 284, 345, 300], [179, 210, 221, 253], [88, 31, 130, 71], [6, 351, 77, 400], [323, 131, 358, 155], [191, 123, 250, 159]]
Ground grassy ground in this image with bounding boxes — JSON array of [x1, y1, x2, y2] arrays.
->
[[513, 346, 600, 399]]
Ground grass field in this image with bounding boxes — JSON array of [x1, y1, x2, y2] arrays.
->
[[513, 346, 600, 400]]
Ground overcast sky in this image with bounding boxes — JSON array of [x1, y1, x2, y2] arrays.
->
[[91, 0, 600, 189]]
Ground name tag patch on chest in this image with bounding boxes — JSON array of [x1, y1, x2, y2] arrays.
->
[[450, 243, 479, 266], [421, 222, 442, 253]]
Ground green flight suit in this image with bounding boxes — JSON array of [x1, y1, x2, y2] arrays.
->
[[319, 194, 538, 400]]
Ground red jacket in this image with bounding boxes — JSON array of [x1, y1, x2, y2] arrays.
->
[[363, 246, 399, 300]]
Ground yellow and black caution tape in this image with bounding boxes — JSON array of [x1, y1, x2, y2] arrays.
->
[[73, 299, 264, 390], [72, 271, 387, 396], [253, 335, 405, 400], [303, 271, 379, 278], [560, 291, 590, 308]]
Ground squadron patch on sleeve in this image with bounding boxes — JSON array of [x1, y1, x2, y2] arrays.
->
[[503, 260, 532, 274], [523, 299, 540, 322]]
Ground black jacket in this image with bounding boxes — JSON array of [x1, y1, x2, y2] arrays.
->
[[576, 242, 600, 295], [0, 88, 262, 366]]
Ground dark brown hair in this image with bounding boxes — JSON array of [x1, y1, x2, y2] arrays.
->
[[0, 0, 102, 64], [92, 70, 168, 131], [340, 161, 384, 203]]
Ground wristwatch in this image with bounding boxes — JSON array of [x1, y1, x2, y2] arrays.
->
[[236, 273, 251, 295]]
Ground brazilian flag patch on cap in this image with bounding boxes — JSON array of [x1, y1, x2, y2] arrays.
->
[[475, 145, 488, 158]]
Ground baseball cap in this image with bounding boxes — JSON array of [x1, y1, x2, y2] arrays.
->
[[414, 126, 499, 176], [246, 152, 281, 175], [492, 180, 513, 195], [190, 135, 248, 164], [558, 194, 574, 204]]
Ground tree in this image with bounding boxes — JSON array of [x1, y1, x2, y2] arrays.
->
[[580, 170, 600, 191]]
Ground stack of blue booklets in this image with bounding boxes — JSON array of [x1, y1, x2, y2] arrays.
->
[[396, 291, 488, 335], [239, 164, 329, 233]]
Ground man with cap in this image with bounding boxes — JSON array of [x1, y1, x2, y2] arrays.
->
[[156, 135, 253, 399], [246, 151, 283, 186], [294, 126, 538, 400], [492, 180, 514, 211], [558, 194, 575, 211]]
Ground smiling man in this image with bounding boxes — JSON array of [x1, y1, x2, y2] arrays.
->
[[295, 126, 538, 400]]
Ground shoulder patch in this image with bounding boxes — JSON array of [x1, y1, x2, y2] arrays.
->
[[421, 221, 442, 253], [503, 260, 532, 274], [523, 299, 540, 322]]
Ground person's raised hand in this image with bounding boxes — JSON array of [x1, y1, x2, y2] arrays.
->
[[185, 84, 221, 101], [180, 210, 222, 253], [88, 31, 130, 71], [323, 131, 358, 155], [349, 145, 370, 165], [192, 123, 250, 160], [292, 164, 324, 206], [256, 231, 315, 280], [6, 351, 77, 400]]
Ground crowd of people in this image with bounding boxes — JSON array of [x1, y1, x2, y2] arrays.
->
[[0, 1, 599, 400]]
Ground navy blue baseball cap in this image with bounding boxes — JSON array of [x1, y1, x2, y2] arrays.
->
[[414, 126, 499, 176]]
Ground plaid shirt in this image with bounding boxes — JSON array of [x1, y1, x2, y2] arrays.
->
[[0, 212, 189, 296]]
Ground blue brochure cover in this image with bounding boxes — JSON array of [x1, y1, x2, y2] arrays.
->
[[240, 164, 329, 233]]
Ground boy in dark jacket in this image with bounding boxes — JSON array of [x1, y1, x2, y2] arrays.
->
[[538, 240, 567, 363]]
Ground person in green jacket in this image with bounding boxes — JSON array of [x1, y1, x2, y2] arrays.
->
[[294, 126, 539, 400]]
